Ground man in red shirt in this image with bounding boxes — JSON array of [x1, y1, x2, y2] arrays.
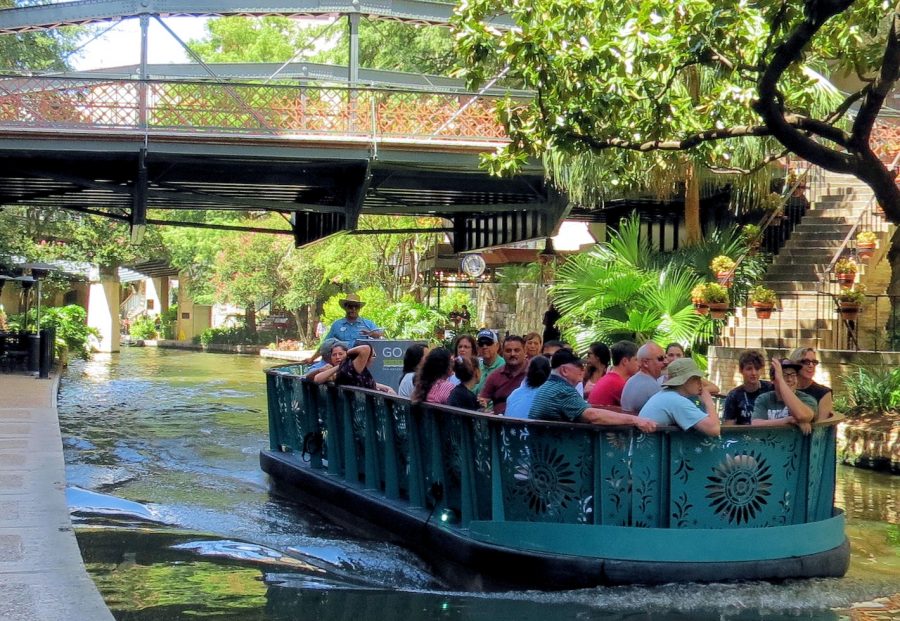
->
[[587, 340, 639, 407], [479, 335, 527, 415]]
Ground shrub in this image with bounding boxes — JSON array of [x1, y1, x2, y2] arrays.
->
[[39, 305, 99, 360], [159, 305, 178, 339], [749, 285, 777, 306], [840, 366, 900, 416], [856, 230, 877, 246], [129, 316, 158, 340], [704, 282, 730, 304], [710, 255, 736, 274], [834, 257, 858, 275]]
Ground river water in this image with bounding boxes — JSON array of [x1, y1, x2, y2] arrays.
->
[[58, 348, 899, 621]]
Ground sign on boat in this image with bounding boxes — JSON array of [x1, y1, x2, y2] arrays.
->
[[261, 364, 850, 589]]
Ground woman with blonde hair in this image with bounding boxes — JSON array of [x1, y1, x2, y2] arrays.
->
[[787, 346, 833, 420], [523, 332, 543, 359]]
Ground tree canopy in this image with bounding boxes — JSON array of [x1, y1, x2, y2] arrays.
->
[[453, 0, 900, 219]]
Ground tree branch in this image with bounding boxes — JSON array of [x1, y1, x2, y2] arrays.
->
[[753, 0, 856, 172], [851, 8, 900, 149]]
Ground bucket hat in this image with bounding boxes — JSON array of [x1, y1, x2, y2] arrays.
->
[[661, 358, 705, 387]]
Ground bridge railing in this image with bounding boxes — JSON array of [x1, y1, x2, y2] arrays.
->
[[0, 74, 516, 145], [266, 365, 840, 531]]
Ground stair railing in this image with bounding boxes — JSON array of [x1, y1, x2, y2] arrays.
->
[[817, 150, 900, 295], [727, 157, 816, 299]]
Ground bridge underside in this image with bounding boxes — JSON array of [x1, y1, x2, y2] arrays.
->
[[0, 139, 560, 252]]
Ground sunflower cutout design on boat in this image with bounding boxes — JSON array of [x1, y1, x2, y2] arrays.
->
[[513, 443, 577, 516], [705, 451, 772, 525]]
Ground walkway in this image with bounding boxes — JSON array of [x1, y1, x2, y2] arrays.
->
[[0, 371, 113, 621]]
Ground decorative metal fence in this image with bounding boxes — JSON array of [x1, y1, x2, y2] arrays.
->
[[0, 75, 514, 146], [266, 365, 840, 532]]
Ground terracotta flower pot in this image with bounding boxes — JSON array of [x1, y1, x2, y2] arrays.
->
[[693, 303, 709, 316], [753, 303, 774, 320], [835, 272, 856, 288], [857, 243, 875, 262], [707, 302, 729, 320], [716, 272, 733, 287], [838, 303, 860, 321]]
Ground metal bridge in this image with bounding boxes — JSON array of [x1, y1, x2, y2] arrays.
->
[[0, 0, 564, 252]]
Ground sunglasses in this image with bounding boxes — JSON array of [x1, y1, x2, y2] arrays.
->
[[477, 340, 494, 347], [800, 359, 819, 366]]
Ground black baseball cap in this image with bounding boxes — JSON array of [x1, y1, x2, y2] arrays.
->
[[551, 349, 585, 369]]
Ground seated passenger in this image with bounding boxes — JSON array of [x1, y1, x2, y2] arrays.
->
[[638, 358, 720, 436], [397, 343, 428, 398], [621, 342, 667, 411], [412, 347, 455, 405], [333, 343, 395, 393], [478, 335, 527, 414], [528, 350, 657, 432], [752, 359, 816, 433], [722, 349, 773, 425], [541, 339, 567, 358], [523, 332, 543, 359], [588, 340, 638, 407], [473, 329, 505, 395], [304, 338, 345, 378], [446, 355, 480, 411], [506, 355, 551, 419], [787, 346, 834, 420], [309, 343, 348, 383], [583, 342, 611, 396], [449, 334, 477, 386]]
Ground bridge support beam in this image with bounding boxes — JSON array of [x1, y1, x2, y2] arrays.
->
[[86, 267, 121, 353]]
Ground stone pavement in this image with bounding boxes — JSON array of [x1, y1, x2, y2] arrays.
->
[[0, 371, 113, 621]]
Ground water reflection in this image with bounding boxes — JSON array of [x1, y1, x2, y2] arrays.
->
[[59, 349, 899, 621]]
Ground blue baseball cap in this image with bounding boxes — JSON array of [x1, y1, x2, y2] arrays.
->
[[476, 329, 498, 344]]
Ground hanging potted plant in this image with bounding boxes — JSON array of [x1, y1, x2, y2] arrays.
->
[[691, 283, 710, 315], [711, 255, 737, 287], [836, 286, 865, 321], [742, 223, 762, 252], [856, 230, 878, 261], [762, 191, 785, 221], [749, 285, 777, 319], [704, 283, 730, 320], [833, 257, 858, 289]]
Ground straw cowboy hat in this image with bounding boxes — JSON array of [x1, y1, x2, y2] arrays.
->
[[339, 293, 366, 310]]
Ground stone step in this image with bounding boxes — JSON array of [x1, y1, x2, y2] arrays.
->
[[776, 243, 848, 253], [789, 231, 856, 240], [765, 281, 826, 293], [765, 265, 826, 277], [797, 215, 853, 224], [717, 335, 823, 349]]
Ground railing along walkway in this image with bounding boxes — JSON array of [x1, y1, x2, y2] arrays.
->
[[0, 74, 516, 149]]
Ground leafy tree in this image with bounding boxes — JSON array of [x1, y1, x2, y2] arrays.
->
[[210, 229, 290, 333], [0, 0, 84, 71], [453, 0, 900, 288]]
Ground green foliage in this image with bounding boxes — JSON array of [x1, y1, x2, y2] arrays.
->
[[0, 1, 84, 72], [552, 214, 714, 351], [34, 305, 99, 360], [703, 283, 730, 304], [159, 306, 178, 340], [129, 316, 158, 340], [837, 286, 866, 305], [839, 366, 900, 416], [710, 255, 736, 274], [834, 258, 858, 275], [322, 288, 446, 340], [749, 286, 777, 306], [198, 326, 277, 346]]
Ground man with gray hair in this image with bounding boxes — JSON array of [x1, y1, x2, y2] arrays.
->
[[621, 341, 667, 412]]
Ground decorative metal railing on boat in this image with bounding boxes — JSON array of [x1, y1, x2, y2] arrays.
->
[[266, 365, 840, 533], [0, 74, 514, 147]]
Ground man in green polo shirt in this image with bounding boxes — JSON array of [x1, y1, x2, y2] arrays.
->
[[529, 350, 657, 432], [473, 329, 505, 395]]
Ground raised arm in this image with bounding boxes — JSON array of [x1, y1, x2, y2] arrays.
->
[[347, 344, 374, 374], [691, 388, 721, 437]]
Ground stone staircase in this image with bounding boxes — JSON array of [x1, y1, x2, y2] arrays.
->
[[719, 172, 892, 350]]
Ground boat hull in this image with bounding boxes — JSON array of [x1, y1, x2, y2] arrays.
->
[[261, 449, 850, 590]]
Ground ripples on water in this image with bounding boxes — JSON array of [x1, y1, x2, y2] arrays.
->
[[59, 349, 899, 621]]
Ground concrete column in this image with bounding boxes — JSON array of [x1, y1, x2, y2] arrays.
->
[[86, 266, 121, 353], [175, 273, 211, 341], [145, 277, 169, 315]]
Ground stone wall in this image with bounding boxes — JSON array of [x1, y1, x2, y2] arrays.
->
[[476, 283, 548, 336]]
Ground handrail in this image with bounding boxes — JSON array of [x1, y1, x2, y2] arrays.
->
[[728, 157, 814, 286], [818, 149, 900, 293]]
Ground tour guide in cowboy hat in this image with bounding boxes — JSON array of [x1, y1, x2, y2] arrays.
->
[[324, 293, 384, 346]]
